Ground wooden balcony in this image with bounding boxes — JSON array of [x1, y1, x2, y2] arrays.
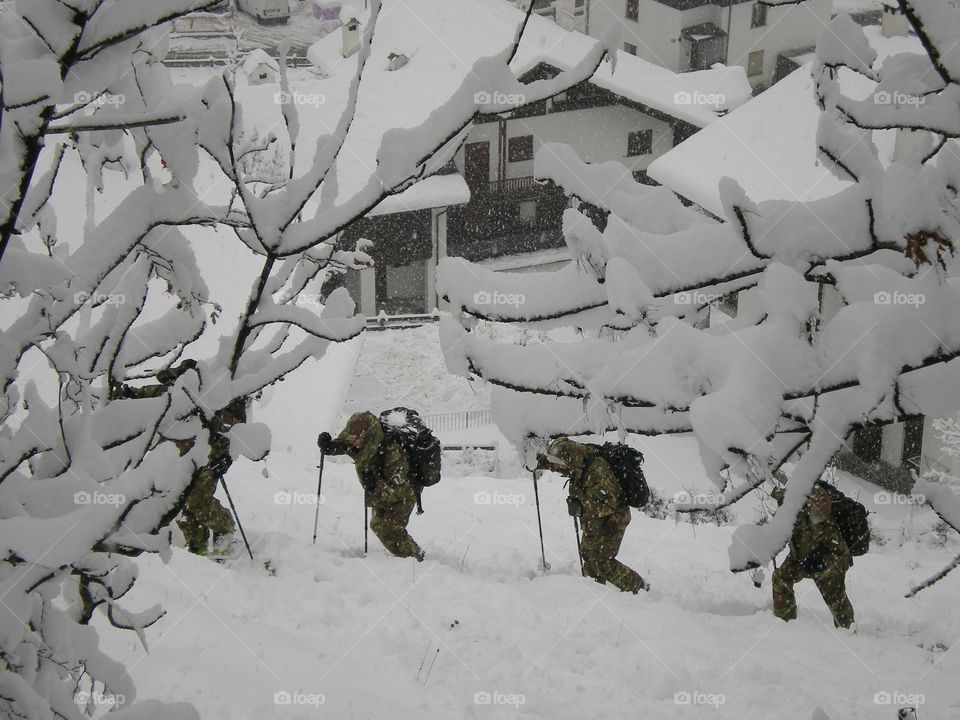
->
[[483, 176, 540, 197]]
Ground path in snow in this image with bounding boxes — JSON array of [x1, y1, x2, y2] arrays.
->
[[96, 331, 960, 720]]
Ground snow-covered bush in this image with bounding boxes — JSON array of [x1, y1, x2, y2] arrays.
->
[[1, 1, 613, 715], [438, 0, 960, 588]]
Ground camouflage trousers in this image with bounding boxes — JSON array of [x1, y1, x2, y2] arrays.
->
[[772, 552, 854, 628], [177, 466, 235, 555], [369, 495, 424, 561], [580, 508, 642, 593]]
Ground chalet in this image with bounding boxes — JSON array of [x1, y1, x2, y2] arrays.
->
[[448, 28, 750, 266], [582, 0, 832, 91]]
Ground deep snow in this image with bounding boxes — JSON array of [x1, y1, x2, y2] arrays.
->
[[94, 325, 960, 720]]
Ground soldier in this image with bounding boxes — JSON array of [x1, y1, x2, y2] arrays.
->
[[319, 412, 425, 561], [539, 438, 649, 593], [111, 361, 240, 556], [771, 483, 855, 629], [177, 399, 245, 555]]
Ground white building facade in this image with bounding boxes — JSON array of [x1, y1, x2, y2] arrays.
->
[[585, 0, 832, 90]]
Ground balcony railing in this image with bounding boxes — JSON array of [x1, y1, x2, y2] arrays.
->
[[485, 176, 539, 196]]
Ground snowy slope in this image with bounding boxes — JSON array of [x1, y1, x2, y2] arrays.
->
[[94, 334, 960, 720]]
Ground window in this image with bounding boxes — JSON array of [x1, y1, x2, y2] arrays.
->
[[508, 135, 534, 162], [624, 42, 638, 55], [751, 3, 767, 27], [627, 129, 653, 156], [747, 50, 764, 77], [626, 0, 638, 21]]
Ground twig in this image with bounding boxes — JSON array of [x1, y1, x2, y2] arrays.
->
[[423, 648, 440, 686]]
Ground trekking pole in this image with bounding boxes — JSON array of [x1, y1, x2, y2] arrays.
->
[[364, 504, 369, 556], [312, 448, 325, 544], [573, 515, 583, 576], [218, 476, 254, 560], [532, 469, 549, 571]]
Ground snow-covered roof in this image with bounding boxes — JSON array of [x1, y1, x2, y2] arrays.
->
[[507, 13, 751, 127], [476, 247, 571, 272], [308, 1, 750, 128], [241, 48, 279, 76], [647, 26, 924, 216]]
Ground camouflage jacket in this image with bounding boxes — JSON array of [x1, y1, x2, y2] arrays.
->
[[356, 438, 414, 507], [789, 485, 849, 564], [545, 440, 624, 520]]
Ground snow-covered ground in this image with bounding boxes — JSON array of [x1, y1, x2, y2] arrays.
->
[[95, 326, 960, 720]]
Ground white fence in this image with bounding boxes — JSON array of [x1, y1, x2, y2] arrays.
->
[[423, 409, 493, 433]]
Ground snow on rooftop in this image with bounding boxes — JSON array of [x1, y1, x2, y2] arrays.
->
[[647, 26, 925, 216], [241, 48, 279, 76], [507, 11, 751, 126], [476, 247, 571, 272]]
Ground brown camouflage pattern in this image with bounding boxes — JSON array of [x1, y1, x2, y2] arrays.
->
[[772, 484, 855, 628], [546, 438, 643, 592]]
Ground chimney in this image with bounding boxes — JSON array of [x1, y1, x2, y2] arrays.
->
[[881, 1, 909, 38], [342, 16, 360, 58]]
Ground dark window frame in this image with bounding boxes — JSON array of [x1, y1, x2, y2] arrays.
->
[[627, 129, 653, 156], [751, 3, 767, 27], [624, 42, 638, 55], [747, 49, 764, 77], [626, 0, 639, 21], [508, 135, 534, 162]]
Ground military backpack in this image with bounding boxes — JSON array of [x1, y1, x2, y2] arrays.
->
[[585, 442, 650, 509], [378, 407, 441, 514], [816, 481, 870, 556]]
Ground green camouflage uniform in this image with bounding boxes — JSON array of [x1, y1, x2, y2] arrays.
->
[[544, 439, 644, 593], [772, 484, 854, 628], [177, 422, 236, 555], [330, 412, 424, 561], [110, 364, 237, 555]]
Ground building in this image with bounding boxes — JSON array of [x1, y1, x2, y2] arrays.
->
[[305, 0, 748, 315], [449, 22, 750, 264], [241, 48, 279, 85], [583, 0, 832, 91], [312, 0, 342, 24]]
